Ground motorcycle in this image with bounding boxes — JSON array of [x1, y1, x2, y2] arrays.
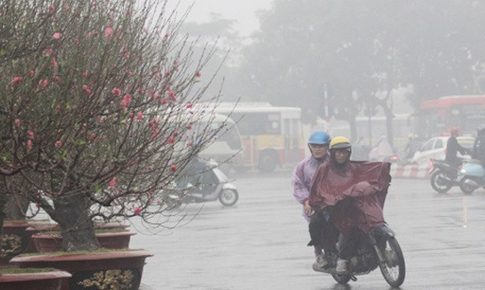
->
[[429, 158, 460, 193], [165, 158, 239, 208], [314, 224, 406, 287], [458, 159, 485, 194]]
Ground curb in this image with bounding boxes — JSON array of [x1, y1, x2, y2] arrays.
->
[[390, 164, 431, 179]]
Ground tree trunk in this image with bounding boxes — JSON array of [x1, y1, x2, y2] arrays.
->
[[0, 176, 7, 262], [52, 194, 100, 252]]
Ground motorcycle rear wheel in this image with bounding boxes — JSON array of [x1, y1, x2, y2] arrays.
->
[[378, 236, 405, 287], [219, 189, 239, 206], [430, 171, 452, 193]]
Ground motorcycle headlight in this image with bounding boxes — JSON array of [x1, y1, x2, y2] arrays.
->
[[460, 168, 466, 174]]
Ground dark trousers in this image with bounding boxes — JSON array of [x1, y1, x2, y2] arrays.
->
[[308, 211, 339, 253]]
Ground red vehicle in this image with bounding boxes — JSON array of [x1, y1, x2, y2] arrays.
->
[[416, 95, 485, 138]]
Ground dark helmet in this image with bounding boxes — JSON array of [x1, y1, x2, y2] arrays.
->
[[308, 131, 330, 146], [478, 124, 485, 136], [329, 136, 351, 151]]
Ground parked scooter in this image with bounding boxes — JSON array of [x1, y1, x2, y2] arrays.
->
[[166, 158, 239, 207], [458, 159, 485, 194], [429, 158, 461, 193]]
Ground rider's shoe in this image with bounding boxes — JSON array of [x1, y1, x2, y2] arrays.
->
[[312, 254, 329, 271], [335, 259, 348, 274]]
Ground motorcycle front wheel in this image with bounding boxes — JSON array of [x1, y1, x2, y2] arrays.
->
[[331, 273, 351, 284], [219, 189, 239, 206], [459, 178, 476, 195], [378, 236, 405, 287], [430, 171, 452, 193]]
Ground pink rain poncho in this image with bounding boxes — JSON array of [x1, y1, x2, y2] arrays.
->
[[309, 161, 391, 236]]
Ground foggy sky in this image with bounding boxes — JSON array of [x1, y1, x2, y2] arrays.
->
[[165, 0, 272, 37]]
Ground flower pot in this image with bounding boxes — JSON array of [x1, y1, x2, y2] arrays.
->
[[0, 268, 72, 290], [10, 250, 153, 290], [32, 231, 137, 253], [1, 221, 32, 262]]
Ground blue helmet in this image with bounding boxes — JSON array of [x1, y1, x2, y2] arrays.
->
[[308, 131, 330, 146]]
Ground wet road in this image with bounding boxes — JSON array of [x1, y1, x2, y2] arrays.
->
[[132, 170, 485, 290]]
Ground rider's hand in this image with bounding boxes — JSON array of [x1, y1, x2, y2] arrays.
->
[[304, 200, 313, 216]]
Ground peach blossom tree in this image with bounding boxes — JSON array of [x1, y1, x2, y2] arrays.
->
[[0, 0, 227, 251]]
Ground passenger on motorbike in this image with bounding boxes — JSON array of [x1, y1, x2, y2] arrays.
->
[[309, 136, 392, 275], [471, 124, 485, 164], [445, 127, 470, 168], [292, 131, 337, 270]]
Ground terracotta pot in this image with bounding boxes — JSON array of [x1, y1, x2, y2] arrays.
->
[[10, 250, 153, 290], [32, 231, 137, 253], [1, 221, 31, 262], [0, 269, 71, 290]]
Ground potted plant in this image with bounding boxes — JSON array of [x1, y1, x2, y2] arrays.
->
[[0, 267, 71, 290], [1, 0, 230, 289]]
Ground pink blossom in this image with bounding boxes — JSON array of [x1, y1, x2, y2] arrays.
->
[[170, 164, 177, 172], [104, 25, 113, 38], [153, 118, 159, 126], [111, 87, 122, 97], [137, 111, 143, 120], [82, 84, 92, 95], [121, 94, 132, 109], [188, 142, 194, 147], [52, 32, 62, 40], [109, 177, 116, 187], [29, 70, 35, 77], [27, 140, 32, 151], [12, 76, 23, 84], [28, 130, 34, 139], [186, 103, 193, 109], [167, 137, 174, 144], [52, 58, 57, 68], [54, 141, 62, 148], [15, 119, 20, 127], [82, 71, 88, 78], [89, 133, 97, 141], [168, 91, 176, 100], [172, 130, 179, 137], [39, 79, 48, 88], [133, 206, 142, 215], [196, 71, 202, 78], [161, 98, 168, 105], [48, 5, 56, 13]]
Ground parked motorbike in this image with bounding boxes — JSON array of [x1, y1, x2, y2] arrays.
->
[[314, 224, 406, 287], [458, 159, 485, 194], [429, 158, 460, 193], [165, 158, 239, 208]]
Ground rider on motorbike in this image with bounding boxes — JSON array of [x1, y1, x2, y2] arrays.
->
[[445, 127, 470, 168], [309, 136, 392, 274], [471, 124, 485, 164], [292, 131, 337, 270]]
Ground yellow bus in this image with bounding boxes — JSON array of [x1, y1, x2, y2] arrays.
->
[[209, 102, 305, 172]]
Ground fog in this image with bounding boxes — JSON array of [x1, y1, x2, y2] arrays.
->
[[167, 1, 485, 150]]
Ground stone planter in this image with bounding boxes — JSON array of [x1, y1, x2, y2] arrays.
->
[[0, 268, 72, 290], [11, 250, 153, 290], [32, 231, 137, 253], [1, 221, 32, 262]]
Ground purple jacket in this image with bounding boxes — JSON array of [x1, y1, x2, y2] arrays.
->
[[291, 155, 325, 222]]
